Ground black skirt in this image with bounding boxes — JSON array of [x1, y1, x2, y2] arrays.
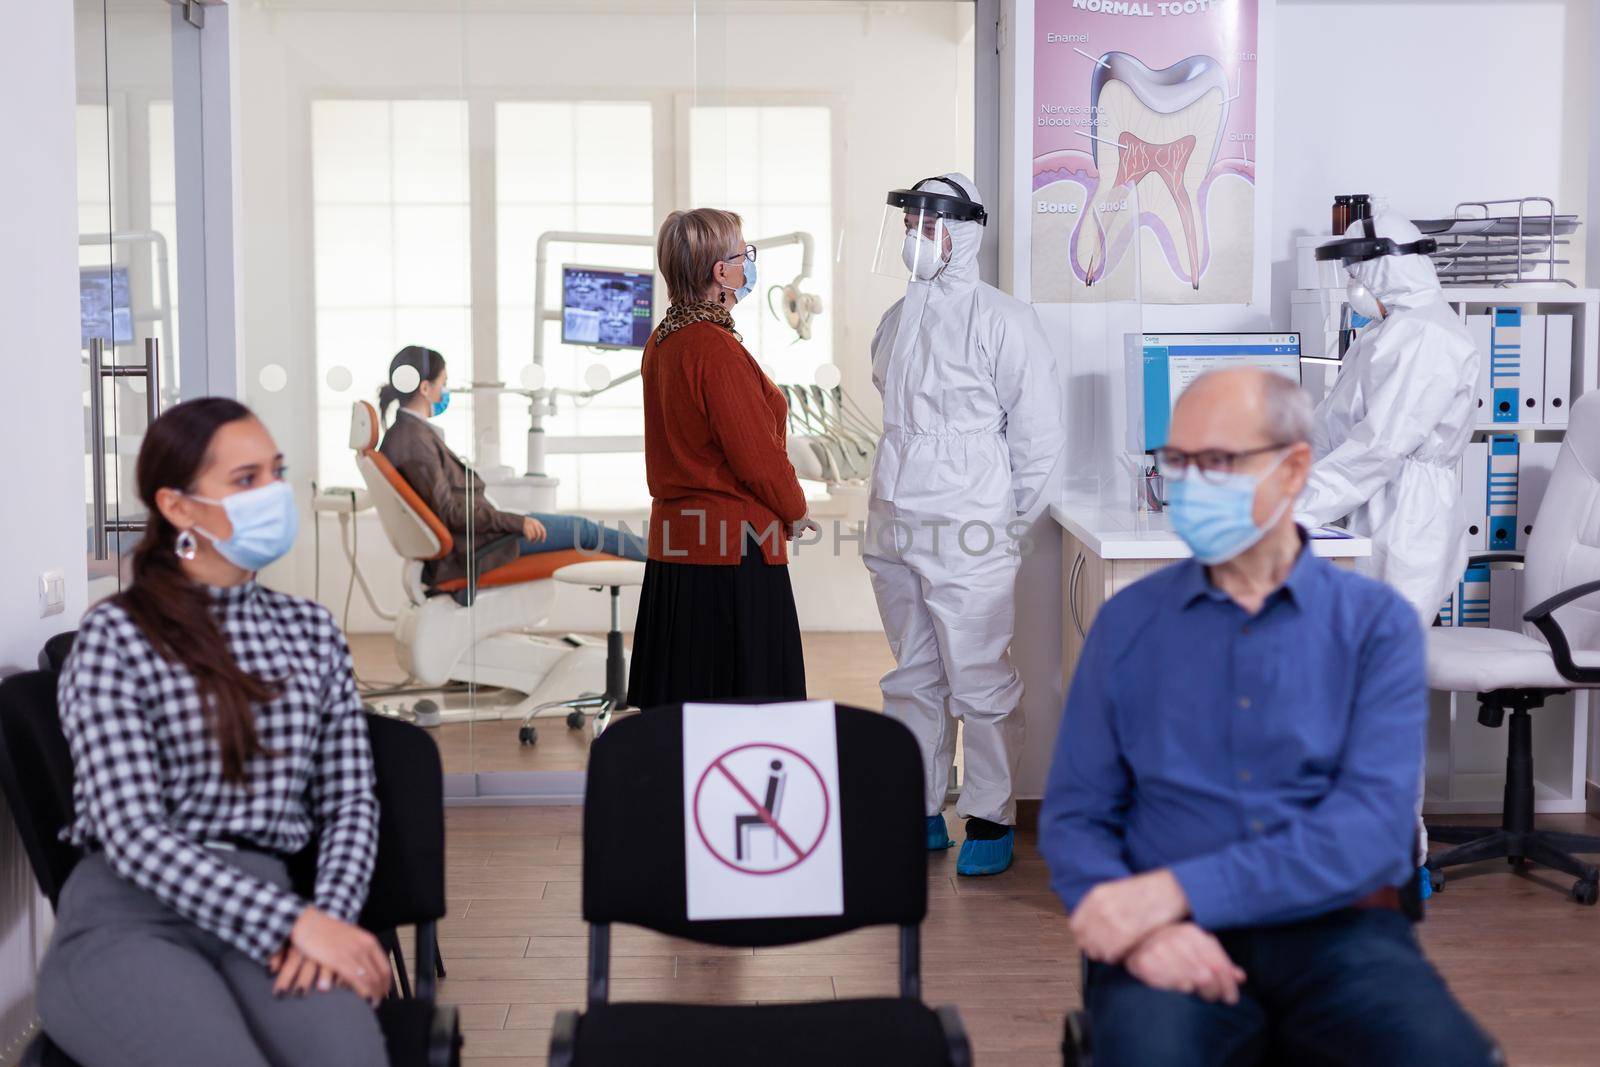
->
[[626, 537, 806, 708]]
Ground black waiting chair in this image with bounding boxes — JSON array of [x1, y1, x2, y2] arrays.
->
[[549, 701, 972, 1067], [37, 632, 76, 675], [32, 629, 444, 989], [0, 670, 462, 1067]]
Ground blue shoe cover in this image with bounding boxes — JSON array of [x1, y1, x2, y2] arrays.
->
[[1419, 865, 1433, 901], [926, 814, 953, 851], [956, 828, 1014, 876]]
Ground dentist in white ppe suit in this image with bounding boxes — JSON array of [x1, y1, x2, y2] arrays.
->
[[865, 174, 1063, 877], [1298, 210, 1479, 626], [1298, 210, 1479, 872]]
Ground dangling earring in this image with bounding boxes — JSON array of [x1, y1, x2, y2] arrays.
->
[[175, 529, 198, 561]]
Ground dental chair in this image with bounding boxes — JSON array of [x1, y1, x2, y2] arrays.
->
[[349, 401, 642, 737]]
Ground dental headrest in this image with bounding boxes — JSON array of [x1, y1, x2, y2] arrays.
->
[[350, 401, 379, 452]]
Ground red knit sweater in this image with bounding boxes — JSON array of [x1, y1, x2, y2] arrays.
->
[[641, 321, 808, 564]]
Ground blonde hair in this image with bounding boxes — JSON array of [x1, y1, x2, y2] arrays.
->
[[656, 208, 744, 307]]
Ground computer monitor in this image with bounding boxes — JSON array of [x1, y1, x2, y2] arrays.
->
[[561, 265, 655, 350], [80, 266, 132, 349], [1126, 332, 1302, 452]]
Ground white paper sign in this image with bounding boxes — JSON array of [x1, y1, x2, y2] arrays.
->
[[683, 700, 844, 921]]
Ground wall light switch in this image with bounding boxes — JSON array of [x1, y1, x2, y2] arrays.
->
[[39, 570, 65, 618]]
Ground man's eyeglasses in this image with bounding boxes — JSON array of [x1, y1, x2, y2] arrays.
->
[[725, 244, 757, 264], [1154, 443, 1290, 484]]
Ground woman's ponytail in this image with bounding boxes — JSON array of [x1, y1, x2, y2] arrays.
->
[[380, 345, 446, 427]]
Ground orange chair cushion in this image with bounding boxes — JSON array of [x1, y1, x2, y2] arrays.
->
[[433, 550, 628, 593]]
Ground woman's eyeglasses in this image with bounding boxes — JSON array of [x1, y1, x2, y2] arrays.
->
[[725, 244, 757, 264]]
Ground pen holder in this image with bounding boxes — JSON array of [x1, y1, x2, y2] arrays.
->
[[1142, 471, 1166, 512]]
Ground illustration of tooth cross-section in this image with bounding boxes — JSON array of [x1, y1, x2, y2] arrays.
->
[[1078, 51, 1230, 291]]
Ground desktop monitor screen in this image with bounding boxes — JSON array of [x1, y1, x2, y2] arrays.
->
[[1130, 332, 1302, 452], [80, 266, 132, 349], [561, 265, 654, 350]]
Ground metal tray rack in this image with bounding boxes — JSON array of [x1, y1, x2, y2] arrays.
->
[[1413, 197, 1581, 287]]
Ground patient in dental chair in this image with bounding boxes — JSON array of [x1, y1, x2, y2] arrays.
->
[[377, 345, 646, 590]]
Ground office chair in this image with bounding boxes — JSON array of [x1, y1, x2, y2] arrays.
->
[[548, 702, 972, 1067], [1425, 390, 1600, 903], [0, 671, 462, 1067]]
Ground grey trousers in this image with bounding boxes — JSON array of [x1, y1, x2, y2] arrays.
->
[[37, 851, 387, 1067]]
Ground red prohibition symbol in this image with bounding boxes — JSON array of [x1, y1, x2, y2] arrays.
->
[[692, 742, 831, 876]]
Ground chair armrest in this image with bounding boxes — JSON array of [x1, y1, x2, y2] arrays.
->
[[1523, 578, 1600, 685], [936, 1005, 972, 1067], [1469, 552, 1525, 571], [548, 1010, 580, 1067]]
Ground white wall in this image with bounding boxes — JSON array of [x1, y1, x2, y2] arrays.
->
[[0, 0, 85, 1045], [235, 1, 974, 634], [1271, 0, 1592, 319]]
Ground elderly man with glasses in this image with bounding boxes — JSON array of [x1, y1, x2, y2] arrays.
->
[[1039, 368, 1496, 1067]]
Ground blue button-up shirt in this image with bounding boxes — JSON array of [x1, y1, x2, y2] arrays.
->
[[1040, 541, 1425, 930]]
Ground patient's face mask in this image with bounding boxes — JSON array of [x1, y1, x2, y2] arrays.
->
[[1166, 451, 1289, 565], [188, 480, 299, 572]]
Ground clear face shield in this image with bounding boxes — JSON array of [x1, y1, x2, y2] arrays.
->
[[871, 179, 987, 282]]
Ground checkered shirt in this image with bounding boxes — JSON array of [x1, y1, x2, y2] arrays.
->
[[58, 581, 378, 963]]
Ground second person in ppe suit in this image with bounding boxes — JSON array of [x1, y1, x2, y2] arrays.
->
[[1299, 210, 1479, 626], [865, 174, 1064, 877], [1298, 209, 1480, 875]]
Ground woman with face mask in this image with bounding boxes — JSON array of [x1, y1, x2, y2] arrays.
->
[[41, 399, 390, 1066], [376, 345, 646, 591], [627, 208, 813, 708]]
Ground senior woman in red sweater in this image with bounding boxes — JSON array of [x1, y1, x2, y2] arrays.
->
[[627, 208, 813, 706]]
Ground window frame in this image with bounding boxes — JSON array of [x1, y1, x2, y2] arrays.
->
[[302, 84, 846, 511]]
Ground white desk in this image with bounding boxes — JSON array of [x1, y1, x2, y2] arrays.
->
[[1050, 502, 1372, 696]]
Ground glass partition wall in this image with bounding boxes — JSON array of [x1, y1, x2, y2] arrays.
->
[[235, 0, 976, 794], [77, 0, 207, 602]]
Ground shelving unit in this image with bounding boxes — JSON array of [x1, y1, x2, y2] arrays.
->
[[1293, 285, 1600, 814]]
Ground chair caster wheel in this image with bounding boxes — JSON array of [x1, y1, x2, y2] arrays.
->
[[566, 711, 585, 730], [1571, 879, 1598, 906], [518, 725, 537, 746], [1427, 868, 1445, 893]]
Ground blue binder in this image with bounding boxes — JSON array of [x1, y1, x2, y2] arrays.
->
[[1457, 563, 1491, 627], [1490, 307, 1522, 423], [1487, 434, 1519, 551]]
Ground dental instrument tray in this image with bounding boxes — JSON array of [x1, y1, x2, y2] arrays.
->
[[1416, 197, 1582, 288]]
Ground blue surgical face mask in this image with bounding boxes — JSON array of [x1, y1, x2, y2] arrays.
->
[[1165, 452, 1289, 565], [431, 389, 451, 417], [723, 256, 757, 304], [189, 480, 299, 572]]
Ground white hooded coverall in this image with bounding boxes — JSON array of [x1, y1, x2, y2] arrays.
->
[[1299, 212, 1480, 626], [865, 174, 1064, 825]]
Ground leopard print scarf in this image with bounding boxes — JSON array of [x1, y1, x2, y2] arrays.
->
[[655, 300, 740, 343]]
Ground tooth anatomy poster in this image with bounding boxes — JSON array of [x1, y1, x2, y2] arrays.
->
[[1032, 0, 1260, 305]]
